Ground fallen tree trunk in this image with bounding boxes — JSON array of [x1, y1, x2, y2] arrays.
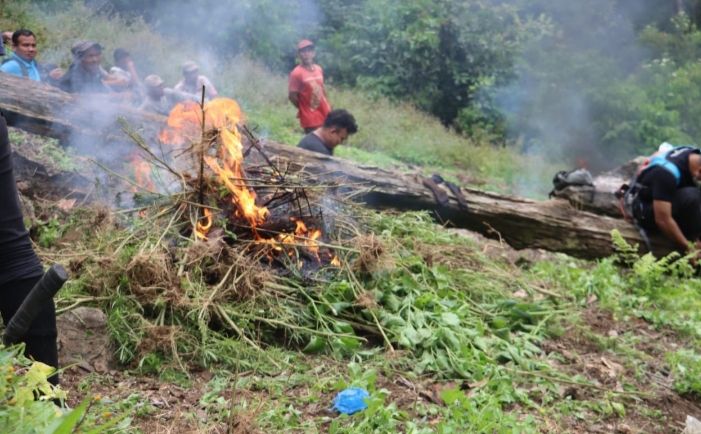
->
[[261, 142, 676, 259], [0, 73, 676, 259], [0, 73, 163, 142], [12, 150, 94, 201]]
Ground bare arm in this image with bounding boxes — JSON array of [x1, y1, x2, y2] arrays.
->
[[125, 59, 140, 85], [288, 91, 299, 108], [653, 200, 690, 250]]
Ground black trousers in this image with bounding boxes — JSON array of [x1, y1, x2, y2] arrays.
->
[[636, 186, 701, 243], [0, 275, 59, 385]]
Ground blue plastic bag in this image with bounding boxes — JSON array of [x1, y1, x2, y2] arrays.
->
[[333, 387, 370, 415]]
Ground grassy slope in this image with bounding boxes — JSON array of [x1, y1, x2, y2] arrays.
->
[[3, 3, 701, 433]]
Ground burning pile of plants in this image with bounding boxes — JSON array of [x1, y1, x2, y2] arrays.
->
[[40, 98, 561, 385], [61, 97, 378, 370]]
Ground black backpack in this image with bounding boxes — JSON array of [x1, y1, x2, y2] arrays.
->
[[549, 168, 594, 198]]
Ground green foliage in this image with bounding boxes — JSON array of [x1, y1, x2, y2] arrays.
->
[[95, 0, 313, 71], [326, 361, 537, 433], [320, 0, 536, 125], [362, 212, 551, 381], [436, 386, 537, 433], [107, 294, 146, 364], [0, 345, 132, 433], [534, 232, 701, 339], [667, 349, 701, 397], [36, 217, 65, 248], [639, 13, 701, 65]]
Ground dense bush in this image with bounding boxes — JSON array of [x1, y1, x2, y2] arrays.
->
[[318, 0, 539, 126]]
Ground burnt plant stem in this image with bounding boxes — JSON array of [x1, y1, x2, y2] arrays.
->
[[241, 124, 283, 179], [118, 118, 181, 178], [198, 86, 206, 209]]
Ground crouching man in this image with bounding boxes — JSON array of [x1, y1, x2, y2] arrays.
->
[[296, 109, 357, 156], [628, 145, 701, 254]]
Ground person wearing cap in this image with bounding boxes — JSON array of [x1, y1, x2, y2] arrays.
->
[[0, 29, 41, 81], [58, 40, 111, 93], [289, 39, 331, 133], [139, 74, 189, 115], [174, 61, 218, 101]]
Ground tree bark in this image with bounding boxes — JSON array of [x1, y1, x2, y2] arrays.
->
[[260, 141, 676, 259], [0, 73, 163, 143], [0, 73, 677, 259]]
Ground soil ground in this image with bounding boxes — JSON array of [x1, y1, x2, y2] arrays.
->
[[55, 254, 701, 433]]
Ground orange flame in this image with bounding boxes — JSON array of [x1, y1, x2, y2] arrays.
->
[[203, 126, 269, 228], [158, 101, 203, 146], [160, 98, 338, 266], [196, 208, 213, 240], [130, 153, 155, 192], [159, 98, 244, 146], [274, 218, 322, 262], [330, 256, 341, 267], [161, 98, 267, 231]]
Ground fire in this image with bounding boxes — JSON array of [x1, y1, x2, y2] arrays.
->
[[196, 208, 213, 240], [292, 219, 322, 261], [159, 98, 244, 146], [130, 152, 155, 192], [203, 126, 269, 229], [158, 101, 202, 146], [160, 97, 338, 267], [161, 98, 268, 231]]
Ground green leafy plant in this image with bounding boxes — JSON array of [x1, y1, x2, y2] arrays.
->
[[667, 350, 701, 397], [0, 345, 132, 433]]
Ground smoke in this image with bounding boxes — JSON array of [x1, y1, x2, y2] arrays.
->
[[492, 0, 650, 179], [36, 0, 327, 207], [100, 0, 323, 74]]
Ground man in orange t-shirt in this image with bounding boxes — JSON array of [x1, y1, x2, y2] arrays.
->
[[288, 39, 331, 133]]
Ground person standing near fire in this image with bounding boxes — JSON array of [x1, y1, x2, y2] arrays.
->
[[288, 39, 331, 133], [58, 41, 112, 94]]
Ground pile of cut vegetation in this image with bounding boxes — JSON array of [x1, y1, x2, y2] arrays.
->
[[10, 98, 563, 396]]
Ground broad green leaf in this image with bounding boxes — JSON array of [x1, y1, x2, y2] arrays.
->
[[302, 336, 326, 353], [49, 398, 90, 434]]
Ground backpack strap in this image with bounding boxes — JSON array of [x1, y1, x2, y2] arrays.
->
[[646, 155, 681, 185], [1, 57, 29, 77], [638, 145, 697, 186]]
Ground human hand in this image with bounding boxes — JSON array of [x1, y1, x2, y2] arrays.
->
[[49, 68, 64, 80], [689, 241, 701, 267]]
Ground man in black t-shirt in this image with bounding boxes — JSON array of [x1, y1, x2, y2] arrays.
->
[[0, 112, 59, 385], [633, 147, 701, 252], [297, 109, 358, 156]]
